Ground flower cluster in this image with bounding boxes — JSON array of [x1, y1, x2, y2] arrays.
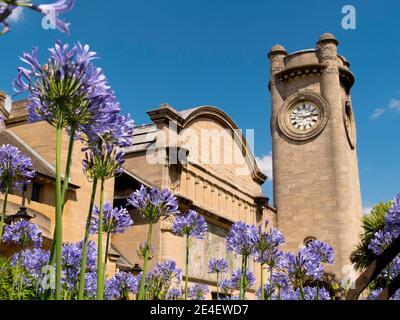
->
[[145, 260, 182, 299], [0, 144, 35, 192], [62, 240, 97, 291], [368, 230, 396, 255], [2, 220, 42, 248], [105, 272, 140, 300], [187, 283, 209, 300], [166, 287, 182, 300], [11, 248, 50, 285], [226, 221, 258, 256], [208, 258, 228, 274], [385, 194, 400, 237], [230, 268, 256, 290], [285, 248, 324, 283], [172, 210, 207, 239], [127, 185, 179, 222], [90, 201, 133, 234], [254, 222, 285, 268]]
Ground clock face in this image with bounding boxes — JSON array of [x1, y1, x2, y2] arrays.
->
[[290, 102, 319, 131]]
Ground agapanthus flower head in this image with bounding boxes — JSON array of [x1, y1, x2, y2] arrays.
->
[[11, 248, 50, 283], [137, 242, 154, 260], [127, 185, 179, 222], [61, 239, 97, 290], [285, 247, 324, 283], [82, 143, 125, 180], [305, 240, 334, 264], [90, 201, 133, 234], [368, 230, 396, 255], [301, 286, 331, 300], [218, 278, 234, 295], [0, 1, 74, 35], [166, 287, 182, 300], [271, 272, 291, 289], [187, 283, 209, 300], [106, 271, 140, 300], [2, 219, 42, 248], [230, 268, 256, 290], [226, 221, 258, 256], [0, 144, 35, 192], [208, 258, 228, 274], [82, 112, 135, 149], [83, 271, 97, 299], [385, 194, 400, 237], [153, 260, 182, 285], [13, 41, 121, 135], [172, 210, 207, 239]]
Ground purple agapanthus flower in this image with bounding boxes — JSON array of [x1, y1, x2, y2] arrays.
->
[[127, 185, 179, 222], [153, 260, 182, 285], [166, 287, 182, 300], [208, 258, 229, 274], [11, 248, 50, 284], [61, 239, 97, 290], [301, 286, 331, 300], [305, 240, 334, 264], [0, 144, 35, 192], [227, 221, 258, 256], [13, 41, 121, 136], [106, 271, 140, 300], [2, 219, 42, 247], [82, 143, 125, 180], [84, 271, 98, 299], [285, 247, 324, 283], [218, 278, 234, 295], [0, 1, 74, 35], [385, 194, 400, 237], [172, 210, 207, 239], [230, 268, 256, 290], [90, 201, 133, 234], [368, 230, 396, 255], [187, 283, 209, 300]]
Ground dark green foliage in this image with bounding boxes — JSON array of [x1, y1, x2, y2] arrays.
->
[[350, 201, 392, 271]]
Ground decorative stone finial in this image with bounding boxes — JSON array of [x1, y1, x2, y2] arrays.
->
[[268, 44, 288, 58], [317, 33, 339, 46]]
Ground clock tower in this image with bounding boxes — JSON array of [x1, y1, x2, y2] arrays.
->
[[268, 33, 362, 275]]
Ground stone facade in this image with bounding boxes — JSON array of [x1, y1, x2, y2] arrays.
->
[[268, 33, 362, 275]]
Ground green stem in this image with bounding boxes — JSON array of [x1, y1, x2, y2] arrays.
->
[[184, 233, 189, 300], [77, 178, 98, 300], [96, 178, 105, 300], [316, 281, 320, 300], [239, 254, 247, 300], [54, 116, 63, 300], [48, 126, 76, 267], [260, 263, 264, 300], [138, 220, 153, 300], [269, 266, 273, 300], [299, 283, 304, 300], [102, 231, 111, 284], [0, 183, 10, 242], [216, 272, 219, 300]]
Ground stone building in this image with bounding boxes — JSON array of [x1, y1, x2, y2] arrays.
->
[[0, 32, 362, 297]]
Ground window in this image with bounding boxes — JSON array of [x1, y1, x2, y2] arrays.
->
[[31, 182, 42, 202]]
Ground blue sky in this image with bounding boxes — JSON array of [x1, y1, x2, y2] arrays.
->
[[1, 0, 400, 212]]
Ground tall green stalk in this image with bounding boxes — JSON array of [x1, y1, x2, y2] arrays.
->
[[96, 178, 105, 300], [138, 221, 153, 300], [102, 231, 111, 284], [54, 116, 64, 300], [0, 183, 10, 242], [77, 177, 98, 300], [184, 233, 189, 300], [216, 272, 220, 300], [239, 254, 248, 300], [260, 263, 264, 300], [268, 266, 273, 300], [48, 126, 76, 267]]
